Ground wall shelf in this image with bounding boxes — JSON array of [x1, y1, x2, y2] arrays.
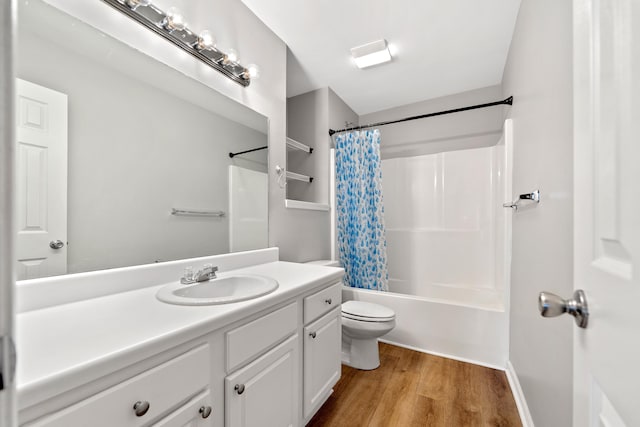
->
[[286, 137, 313, 154], [285, 199, 330, 211], [286, 171, 313, 183]]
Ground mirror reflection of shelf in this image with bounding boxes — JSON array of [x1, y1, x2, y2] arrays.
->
[[286, 170, 313, 183], [286, 137, 313, 154]]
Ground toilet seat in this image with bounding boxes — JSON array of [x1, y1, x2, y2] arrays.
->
[[342, 301, 395, 323]]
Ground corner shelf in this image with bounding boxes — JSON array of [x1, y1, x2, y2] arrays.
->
[[286, 171, 313, 183], [285, 199, 330, 211], [286, 137, 313, 154]]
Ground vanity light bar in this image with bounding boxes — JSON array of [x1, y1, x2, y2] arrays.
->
[[101, 0, 255, 87]]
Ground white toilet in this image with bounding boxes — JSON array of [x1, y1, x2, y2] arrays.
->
[[341, 300, 396, 370], [305, 260, 396, 370]]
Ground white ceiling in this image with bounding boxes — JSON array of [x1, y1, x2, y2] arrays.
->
[[240, 0, 521, 115]]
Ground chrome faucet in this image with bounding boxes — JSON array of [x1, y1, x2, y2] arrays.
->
[[181, 264, 218, 284]]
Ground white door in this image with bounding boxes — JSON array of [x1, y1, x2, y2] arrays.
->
[[573, 0, 640, 425], [15, 79, 68, 280]]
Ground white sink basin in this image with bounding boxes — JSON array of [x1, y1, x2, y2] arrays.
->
[[156, 274, 279, 306]]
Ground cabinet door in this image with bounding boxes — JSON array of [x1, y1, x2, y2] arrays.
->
[[151, 390, 212, 427], [225, 335, 299, 427], [303, 308, 341, 420]]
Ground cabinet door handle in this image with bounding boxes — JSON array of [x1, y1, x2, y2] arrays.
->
[[309, 332, 317, 339], [235, 384, 245, 395], [133, 401, 150, 417], [325, 298, 332, 305], [199, 405, 212, 419]]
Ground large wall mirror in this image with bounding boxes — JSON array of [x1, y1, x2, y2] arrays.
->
[[16, 0, 269, 280]]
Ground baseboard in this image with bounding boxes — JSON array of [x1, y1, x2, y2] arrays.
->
[[505, 360, 535, 427], [378, 338, 505, 371]]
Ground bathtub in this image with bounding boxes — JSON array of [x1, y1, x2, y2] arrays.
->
[[332, 121, 514, 370], [342, 286, 508, 369]]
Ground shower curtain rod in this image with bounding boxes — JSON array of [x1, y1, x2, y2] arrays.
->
[[328, 96, 513, 136]]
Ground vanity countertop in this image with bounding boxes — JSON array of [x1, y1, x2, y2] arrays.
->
[[16, 261, 344, 409]]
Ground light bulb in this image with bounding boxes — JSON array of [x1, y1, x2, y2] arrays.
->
[[244, 63, 260, 80], [125, 0, 152, 9], [163, 7, 187, 31], [224, 48, 238, 64], [196, 30, 216, 51]]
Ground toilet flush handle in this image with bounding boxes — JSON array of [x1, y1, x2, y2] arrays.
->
[[309, 332, 317, 339], [325, 298, 332, 305]]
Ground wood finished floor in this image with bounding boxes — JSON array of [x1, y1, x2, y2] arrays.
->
[[307, 343, 522, 427]]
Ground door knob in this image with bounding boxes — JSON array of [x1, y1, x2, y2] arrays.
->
[[49, 240, 65, 250], [538, 289, 589, 328]]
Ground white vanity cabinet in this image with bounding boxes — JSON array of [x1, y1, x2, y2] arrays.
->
[[25, 345, 212, 427], [302, 283, 342, 422], [224, 302, 300, 427], [225, 335, 299, 427], [19, 274, 344, 427]]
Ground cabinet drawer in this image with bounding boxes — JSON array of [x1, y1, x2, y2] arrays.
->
[[226, 302, 297, 372], [304, 282, 342, 324], [151, 390, 212, 427], [26, 345, 210, 427]]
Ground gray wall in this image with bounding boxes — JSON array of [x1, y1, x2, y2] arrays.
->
[[359, 85, 505, 159], [18, 30, 268, 274], [328, 88, 359, 139], [286, 87, 358, 205], [502, 0, 574, 425], [286, 88, 329, 204], [283, 88, 358, 262]]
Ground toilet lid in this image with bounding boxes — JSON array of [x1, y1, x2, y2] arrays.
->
[[342, 301, 395, 322]]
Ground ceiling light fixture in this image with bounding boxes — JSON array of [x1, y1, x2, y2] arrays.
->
[[102, 0, 258, 86], [351, 39, 392, 69]]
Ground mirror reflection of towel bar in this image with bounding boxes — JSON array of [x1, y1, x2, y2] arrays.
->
[[503, 190, 540, 211], [171, 208, 226, 217]]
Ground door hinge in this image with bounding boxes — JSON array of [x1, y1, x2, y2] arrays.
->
[[0, 335, 16, 391]]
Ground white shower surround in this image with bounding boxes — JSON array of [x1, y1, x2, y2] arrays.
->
[[339, 121, 513, 368]]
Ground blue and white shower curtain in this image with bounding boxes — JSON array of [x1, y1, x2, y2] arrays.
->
[[335, 129, 389, 291]]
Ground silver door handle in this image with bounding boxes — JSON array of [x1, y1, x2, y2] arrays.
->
[[49, 240, 65, 250], [538, 289, 589, 328]]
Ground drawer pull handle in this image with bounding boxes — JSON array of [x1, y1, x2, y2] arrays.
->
[[309, 332, 317, 339], [199, 405, 212, 419], [325, 298, 332, 305], [133, 401, 150, 417], [235, 384, 245, 395]]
